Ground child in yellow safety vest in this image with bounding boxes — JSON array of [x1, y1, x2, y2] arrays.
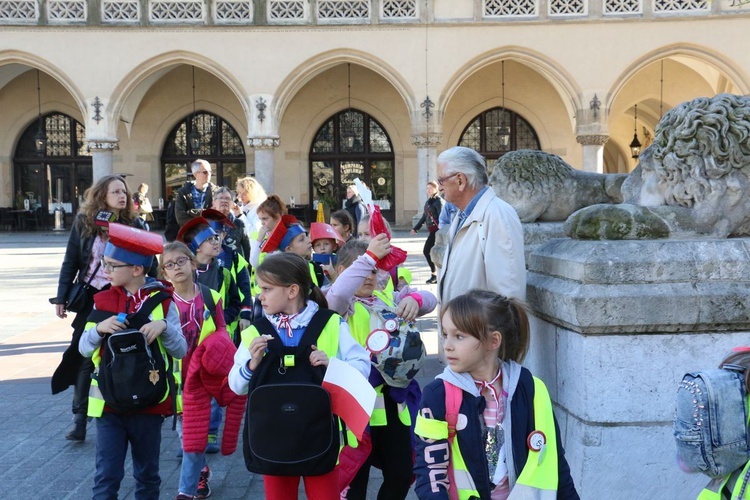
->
[[229, 253, 370, 499], [78, 223, 187, 500], [414, 290, 579, 499], [325, 236, 437, 500]]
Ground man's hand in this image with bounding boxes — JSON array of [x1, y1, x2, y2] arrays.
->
[[55, 303, 67, 319]]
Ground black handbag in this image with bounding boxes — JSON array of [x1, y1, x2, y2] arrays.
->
[[65, 261, 100, 313]]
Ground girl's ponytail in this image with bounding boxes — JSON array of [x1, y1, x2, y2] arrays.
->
[[309, 285, 329, 310], [504, 298, 530, 363]]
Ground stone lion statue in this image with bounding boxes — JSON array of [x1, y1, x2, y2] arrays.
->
[[488, 150, 627, 223], [566, 94, 750, 239]]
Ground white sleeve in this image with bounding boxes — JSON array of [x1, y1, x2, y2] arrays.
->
[[336, 319, 371, 379], [228, 343, 253, 395]]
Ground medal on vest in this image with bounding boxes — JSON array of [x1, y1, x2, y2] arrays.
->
[[149, 369, 160, 385], [366, 329, 391, 354], [384, 318, 398, 332], [527, 430, 547, 464]]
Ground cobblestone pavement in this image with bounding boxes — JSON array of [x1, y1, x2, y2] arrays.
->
[[0, 229, 441, 499]]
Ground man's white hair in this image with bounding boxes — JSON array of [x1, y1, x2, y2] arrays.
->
[[437, 146, 488, 189]]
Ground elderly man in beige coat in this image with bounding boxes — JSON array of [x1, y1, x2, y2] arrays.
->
[[437, 146, 526, 312]]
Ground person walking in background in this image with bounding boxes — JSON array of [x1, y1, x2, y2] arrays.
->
[[133, 183, 154, 227], [50, 175, 151, 442], [233, 176, 267, 241], [175, 159, 216, 227], [414, 290, 578, 499], [344, 184, 366, 238], [410, 181, 444, 284]]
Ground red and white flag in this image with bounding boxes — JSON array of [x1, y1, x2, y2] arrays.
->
[[323, 357, 376, 440]]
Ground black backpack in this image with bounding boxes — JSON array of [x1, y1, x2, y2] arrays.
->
[[90, 291, 175, 414], [243, 309, 340, 477]]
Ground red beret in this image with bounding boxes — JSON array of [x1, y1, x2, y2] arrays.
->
[[176, 216, 219, 253], [261, 214, 302, 253], [201, 208, 236, 230]]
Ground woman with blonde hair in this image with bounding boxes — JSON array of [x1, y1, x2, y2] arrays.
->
[[233, 176, 267, 240]]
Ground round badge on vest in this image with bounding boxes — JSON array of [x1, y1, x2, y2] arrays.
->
[[384, 318, 399, 332], [366, 329, 391, 354], [527, 430, 546, 452]]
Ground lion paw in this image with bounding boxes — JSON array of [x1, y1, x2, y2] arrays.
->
[[564, 204, 670, 240]]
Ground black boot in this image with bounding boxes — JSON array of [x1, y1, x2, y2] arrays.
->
[[66, 413, 87, 441]]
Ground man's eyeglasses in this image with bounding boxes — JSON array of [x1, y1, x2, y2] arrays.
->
[[195, 170, 211, 176], [101, 259, 134, 273], [437, 172, 459, 185], [161, 256, 191, 271]]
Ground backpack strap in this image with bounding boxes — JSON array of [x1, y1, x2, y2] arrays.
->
[[443, 379, 463, 500], [297, 309, 335, 352], [199, 283, 216, 317]]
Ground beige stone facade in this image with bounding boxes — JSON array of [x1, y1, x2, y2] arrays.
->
[[1, 0, 749, 225]]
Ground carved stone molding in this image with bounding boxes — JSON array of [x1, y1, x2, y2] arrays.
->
[[87, 140, 119, 151], [248, 137, 280, 149], [411, 134, 443, 147], [576, 134, 609, 146]]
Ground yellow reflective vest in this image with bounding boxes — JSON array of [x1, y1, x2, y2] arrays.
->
[[173, 287, 222, 413], [698, 460, 750, 499], [414, 377, 559, 499]]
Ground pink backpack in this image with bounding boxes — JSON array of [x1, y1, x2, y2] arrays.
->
[[444, 380, 463, 500]]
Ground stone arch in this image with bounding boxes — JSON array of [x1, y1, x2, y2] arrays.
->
[[109, 51, 250, 139], [439, 46, 582, 133], [273, 49, 417, 127], [606, 44, 750, 111], [0, 51, 86, 117]]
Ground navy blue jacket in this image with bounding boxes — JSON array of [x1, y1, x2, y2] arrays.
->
[[415, 367, 578, 499]]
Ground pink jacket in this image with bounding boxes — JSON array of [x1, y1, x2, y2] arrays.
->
[[182, 332, 247, 454]]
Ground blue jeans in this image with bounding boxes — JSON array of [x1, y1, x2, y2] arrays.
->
[[93, 412, 164, 500], [178, 451, 207, 496], [209, 397, 222, 435]]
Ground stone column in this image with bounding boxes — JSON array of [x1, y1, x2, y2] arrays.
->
[[249, 137, 279, 194], [247, 94, 278, 193], [525, 235, 750, 498], [88, 141, 118, 181], [576, 134, 608, 173], [411, 133, 442, 210]]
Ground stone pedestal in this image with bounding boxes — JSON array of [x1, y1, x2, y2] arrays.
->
[[526, 237, 750, 498]]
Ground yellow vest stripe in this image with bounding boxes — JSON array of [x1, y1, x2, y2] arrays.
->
[[414, 414, 448, 440], [514, 377, 559, 493]]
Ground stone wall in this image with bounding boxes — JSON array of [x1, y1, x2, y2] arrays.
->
[[525, 235, 750, 498]]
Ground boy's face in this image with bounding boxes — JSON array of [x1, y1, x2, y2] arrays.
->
[[286, 232, 312, 259], [197, 234, 222, 259], [102, 256, 143, 289], [313, 239, 335, 255]]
